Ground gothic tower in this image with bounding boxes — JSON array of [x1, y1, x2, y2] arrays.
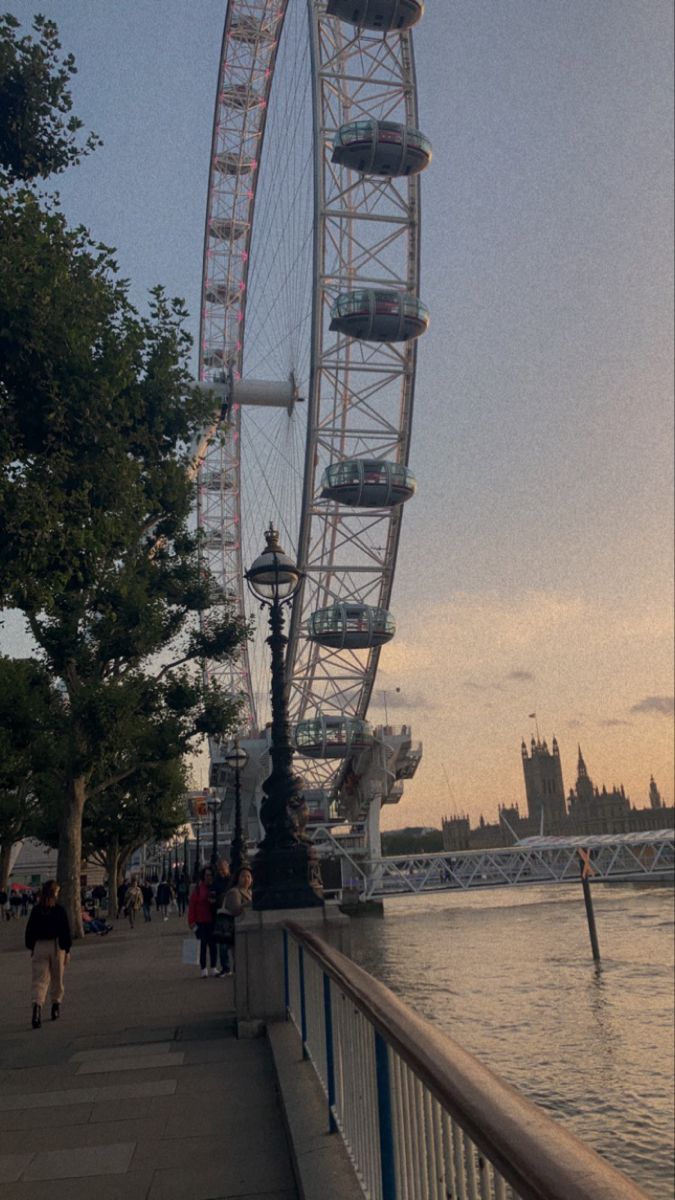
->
[[649, 776, 663, 809], [575, 746, 595, 804], [521, 735, 566, 830]]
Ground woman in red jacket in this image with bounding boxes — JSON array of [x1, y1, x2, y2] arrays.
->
[[187, 866, 217, 977]]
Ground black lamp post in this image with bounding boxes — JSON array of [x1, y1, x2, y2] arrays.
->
[[245, 525, 323, 909], [207, 793, 221, 866], [193, 822, 201, 883], [225, 737, 249, 877]]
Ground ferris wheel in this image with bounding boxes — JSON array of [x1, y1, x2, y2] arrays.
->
[[195, 0, 431, 801]]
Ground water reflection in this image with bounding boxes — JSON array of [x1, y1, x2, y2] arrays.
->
[[348, 883, 674, 1198]]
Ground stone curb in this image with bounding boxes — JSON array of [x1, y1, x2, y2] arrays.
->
[[267, 1021, 363, 1200]]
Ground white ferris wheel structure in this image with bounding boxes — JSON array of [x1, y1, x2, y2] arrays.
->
[[193, 0, 430, 823]]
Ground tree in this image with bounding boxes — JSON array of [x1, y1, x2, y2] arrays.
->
[[0, 656, 62, 888], [0, 18, 248, 935], [0, 12, 100, 185], [83, 758, 189, 916]]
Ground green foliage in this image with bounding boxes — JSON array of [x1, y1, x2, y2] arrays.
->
[[0, 656, 62, 846], [0, 12, 101, 184], [0, 16, 250, 926]]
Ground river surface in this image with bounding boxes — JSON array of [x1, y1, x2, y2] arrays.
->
[[347, 882, 674, 1198]]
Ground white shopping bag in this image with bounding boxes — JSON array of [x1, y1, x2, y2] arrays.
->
[[182, 936, 199, 966]]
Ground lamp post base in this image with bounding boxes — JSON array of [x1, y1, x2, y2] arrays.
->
[[252, 844, 324, 911]]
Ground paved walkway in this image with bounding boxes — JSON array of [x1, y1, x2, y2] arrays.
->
[[0, 913, 298, 1200]]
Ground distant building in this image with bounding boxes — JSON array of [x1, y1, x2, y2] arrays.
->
[[521, 736, 566, 830], [442, 736, 674, 851]]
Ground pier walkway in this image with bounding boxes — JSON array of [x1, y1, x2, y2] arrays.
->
[[0, 916, 297, 1200]]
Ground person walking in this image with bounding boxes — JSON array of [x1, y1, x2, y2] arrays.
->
[[156, 878, 172, 921], [175, 873, 189, 917], [187, 866, 218, 977], [25, 880, 72, 1028], [141, 882, 154, 922], [116, 879, 128, 919], [124, 879, 143, 928]]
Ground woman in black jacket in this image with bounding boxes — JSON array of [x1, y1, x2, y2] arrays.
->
[[25, 880, 72, 1028]]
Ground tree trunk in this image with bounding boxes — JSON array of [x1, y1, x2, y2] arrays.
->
[[57, 775, 86, 939], [0, 841, 13, 891]]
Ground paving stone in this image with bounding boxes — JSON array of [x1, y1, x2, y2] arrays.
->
[[0, 1079, 177, 1110], [21, 1141, 135, 1181], [0, 1104, 92, 1132], [70, 1042, 175, 1062], [3, 1166, 155, 1200], [0, 1154, 34, 1183], [0, 1118, 166, 1156], [147, 1158, 296, 1200], [77, 1052, 184, 1075]]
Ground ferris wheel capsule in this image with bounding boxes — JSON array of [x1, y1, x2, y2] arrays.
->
[[229, 15, 275, 43], [307, 604, 396, 650], [220, 84, 263, 111], [320, 459, 416, 507], [329, 289, 429, 342], [326, 0, 424, 31], [332, 119, 432, 177], [208, 218, 248, 242], [295, 716, 374, 759], [213, 153, 256, 176]]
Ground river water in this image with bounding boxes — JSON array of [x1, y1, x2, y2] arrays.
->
[[347, 882, 674, 1198]]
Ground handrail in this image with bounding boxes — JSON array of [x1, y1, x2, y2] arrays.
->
[[285, 921, 649, 1200]]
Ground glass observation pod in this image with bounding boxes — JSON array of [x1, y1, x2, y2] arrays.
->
[[332, 120, 432, 177], [201, 471, 233, 490], [329, 290, 429, 343], [294, 717, 374, 759], [213, 153, 256, 176], [321, 458, 416, 507], [326, 0, 424, 32], [307, 604, 396, 650], [209, 218, 248, 242], [204, 530, 237, 548], [205, 284, 241, 306], [202, 346, 236, 369], [220, 84, 263, 111], [229, 15, 274, 42]]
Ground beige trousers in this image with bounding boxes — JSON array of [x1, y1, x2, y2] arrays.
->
[[31, 939, 66, 1005]]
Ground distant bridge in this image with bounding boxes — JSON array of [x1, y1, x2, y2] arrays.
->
[[309, 828, 675, 900]]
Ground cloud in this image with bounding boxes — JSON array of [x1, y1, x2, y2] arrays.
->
[[599, 718, 631, 727], [566, 718, 584, 729], [506, 669, 535, 683], [630, 695, 674, 716]]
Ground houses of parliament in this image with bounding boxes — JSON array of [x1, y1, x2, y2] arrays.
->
[[442, 735, 674, 852]]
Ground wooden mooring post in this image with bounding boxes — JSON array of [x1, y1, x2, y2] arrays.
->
[[578, 848, 601, 963]]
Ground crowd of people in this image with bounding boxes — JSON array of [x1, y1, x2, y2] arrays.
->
[[13, 856, 254, 1027]]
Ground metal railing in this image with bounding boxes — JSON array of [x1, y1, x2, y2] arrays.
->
[[283, 921, 649, 1200]]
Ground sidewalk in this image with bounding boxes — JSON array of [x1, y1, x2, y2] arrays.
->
[[0, 914, 298, 1200]]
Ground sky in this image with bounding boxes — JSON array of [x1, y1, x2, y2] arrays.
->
[[4, 0, 673, 828]]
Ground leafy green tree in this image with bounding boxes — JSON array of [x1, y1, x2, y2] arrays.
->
[[83, 758, 189, 916], [0, 11, 100, 185], [0, 656, 62, 888], [0, 17, 248, 934]]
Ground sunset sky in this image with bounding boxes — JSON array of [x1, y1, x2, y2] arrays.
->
[[5, 0, 673, 828]]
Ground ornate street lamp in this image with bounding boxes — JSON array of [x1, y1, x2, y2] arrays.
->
[[245, 525, 323, 909], [193, 822, 202, 883], [206, 792, 221, 866], [225, 737, 249, 877]]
